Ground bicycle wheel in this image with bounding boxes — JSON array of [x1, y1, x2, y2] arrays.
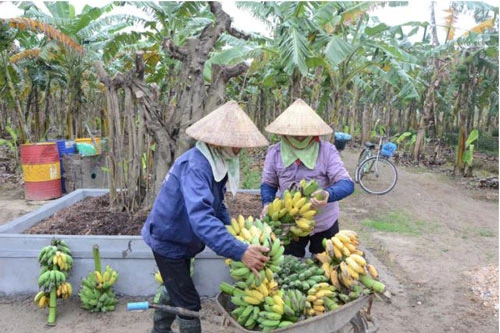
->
[[355, 149, 371, 183], [356, 156, 398, 195]]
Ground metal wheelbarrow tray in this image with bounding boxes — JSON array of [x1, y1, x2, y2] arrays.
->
[[216, 292, 372, 333]]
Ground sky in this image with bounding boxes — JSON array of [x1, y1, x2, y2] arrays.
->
[[0, 1, 497, 42]]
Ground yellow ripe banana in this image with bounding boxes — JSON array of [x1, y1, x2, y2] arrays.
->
[[241, 228, 252, 241], [245, 289, 264, 302], [243, 296, 262, 305], [341, 246, 351, 257], [299, 202, 313, 214], [333, 244, 343, 259], [238, 215, 246, 230], [296, 218, 311, 231], [278, 208, 288, 218], [34, 291, 45, 304], [346, 257, 364, 274], [315, 252, 331, 264], [313, 305, 325, 312], [331, 236, 344, 249], [103, 270, 110, 283], [257, 283, 269, 298], [38, 295, 48, 308], [340, 261, 349, 275], [247, 216, 254, 224], [321, 262, 332, 277], [352, 249, 364, 256], [316, 282, 330, 290], [335, 233, 351, 244], [313, 299, 324, 306], [226, 225, 236, 236], [329, 270, 341, 289], [154, 271, 163, 284], [95, 271, 103, 284], [231, 218, 240, 235], [293, 197, 307, 210], [284, 191, 293, 210], [367, 264, 379, 279], [301, 210, 316, 219], [288, 207, 299, 216], [339, 229, 359, 240], [344, 242, 357, 253], [274, 198, 283, 213], [66, 283, 73, 296], [272, 295, 284, 307], [271, 304, 284, 315], [325, 239, 335, 258], [350, 254, 367, 267], [346, 264, 360, 280], [291, 191, 302, 206], [306, 294, 317, 302]]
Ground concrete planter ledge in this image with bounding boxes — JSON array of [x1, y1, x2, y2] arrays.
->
[[0, 189, 261, 297]]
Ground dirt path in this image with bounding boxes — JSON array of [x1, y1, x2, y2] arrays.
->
[[0, 148, 498, 333], [340, 149, 499, 333]]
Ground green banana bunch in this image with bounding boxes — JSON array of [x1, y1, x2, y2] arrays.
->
[[37, 268, 67, 291], [79, 284, 117, 312]]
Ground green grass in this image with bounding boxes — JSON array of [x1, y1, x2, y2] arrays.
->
[[360, 211, 426, 236], [476, 228, 496, 237]]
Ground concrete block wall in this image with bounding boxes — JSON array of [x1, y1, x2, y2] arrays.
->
[[0, 189, 259, 297]]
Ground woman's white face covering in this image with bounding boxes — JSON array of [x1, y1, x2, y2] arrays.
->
[[195, 142, 240, 197]]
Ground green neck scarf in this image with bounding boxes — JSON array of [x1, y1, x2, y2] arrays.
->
[[280, 136, 319, 169]]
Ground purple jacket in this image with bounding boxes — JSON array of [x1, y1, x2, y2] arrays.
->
[[261, 140, 352, 234]]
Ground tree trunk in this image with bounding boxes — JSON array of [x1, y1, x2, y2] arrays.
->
[[361, 104, 370, 144], [164, 2, 250, 159]]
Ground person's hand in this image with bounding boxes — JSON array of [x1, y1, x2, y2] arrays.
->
[[260, 204, 269, 219], [310, 190, 329, 209], [241, 245, 269, 276]]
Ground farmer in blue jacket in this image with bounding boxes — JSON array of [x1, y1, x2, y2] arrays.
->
[[142, 101, 269, 333]]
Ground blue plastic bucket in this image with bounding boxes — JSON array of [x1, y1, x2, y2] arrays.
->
[[47, 139, 76, 193]]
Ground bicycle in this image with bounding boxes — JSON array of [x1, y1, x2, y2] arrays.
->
[[355, 136, 398, 195]]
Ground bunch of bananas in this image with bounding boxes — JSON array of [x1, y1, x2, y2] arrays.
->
[[38, 239, 72, 269], [34, 239, 74, 326], [52, 251, 73, 271], [79, 265, 119, 312], [282, 289, 307, 321], [261, 179, 321, 245], [95, 265, 119, 289], [275, 255, 329, 293], [226, 215, 284, 282], [33, 291, 50, 309], [222, 286, 295, 331], [316, 230, 384, 292], [304, 282, 339, 317], [79, 284, 117, 312], [38, 268, 67, 290], [56, 282, 73, 299]]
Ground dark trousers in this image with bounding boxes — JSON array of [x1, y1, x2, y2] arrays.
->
[[284, 221, 339, 258], [153, 252, 201, 319]]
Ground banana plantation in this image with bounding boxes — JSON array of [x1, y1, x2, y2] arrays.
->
[[0, 1, 498, 212]]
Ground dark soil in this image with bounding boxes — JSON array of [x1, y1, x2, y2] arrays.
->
[[25, 192, 263, 235]]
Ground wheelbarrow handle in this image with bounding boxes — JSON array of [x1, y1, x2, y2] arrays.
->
[[127, 302, 201, 319]]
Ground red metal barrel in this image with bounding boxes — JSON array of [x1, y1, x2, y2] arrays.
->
[[20, 142, 62, 201]]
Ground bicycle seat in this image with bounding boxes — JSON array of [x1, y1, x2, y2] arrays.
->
[[364, 142, 376, 149]]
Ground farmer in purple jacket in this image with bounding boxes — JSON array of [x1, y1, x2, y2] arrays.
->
[[260, 99, 354, 258], [142, 101, 269, 333]]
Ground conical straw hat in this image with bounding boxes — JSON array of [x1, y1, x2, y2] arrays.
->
[[186, 101, 268, 148], [265, 99, 333, 136]]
